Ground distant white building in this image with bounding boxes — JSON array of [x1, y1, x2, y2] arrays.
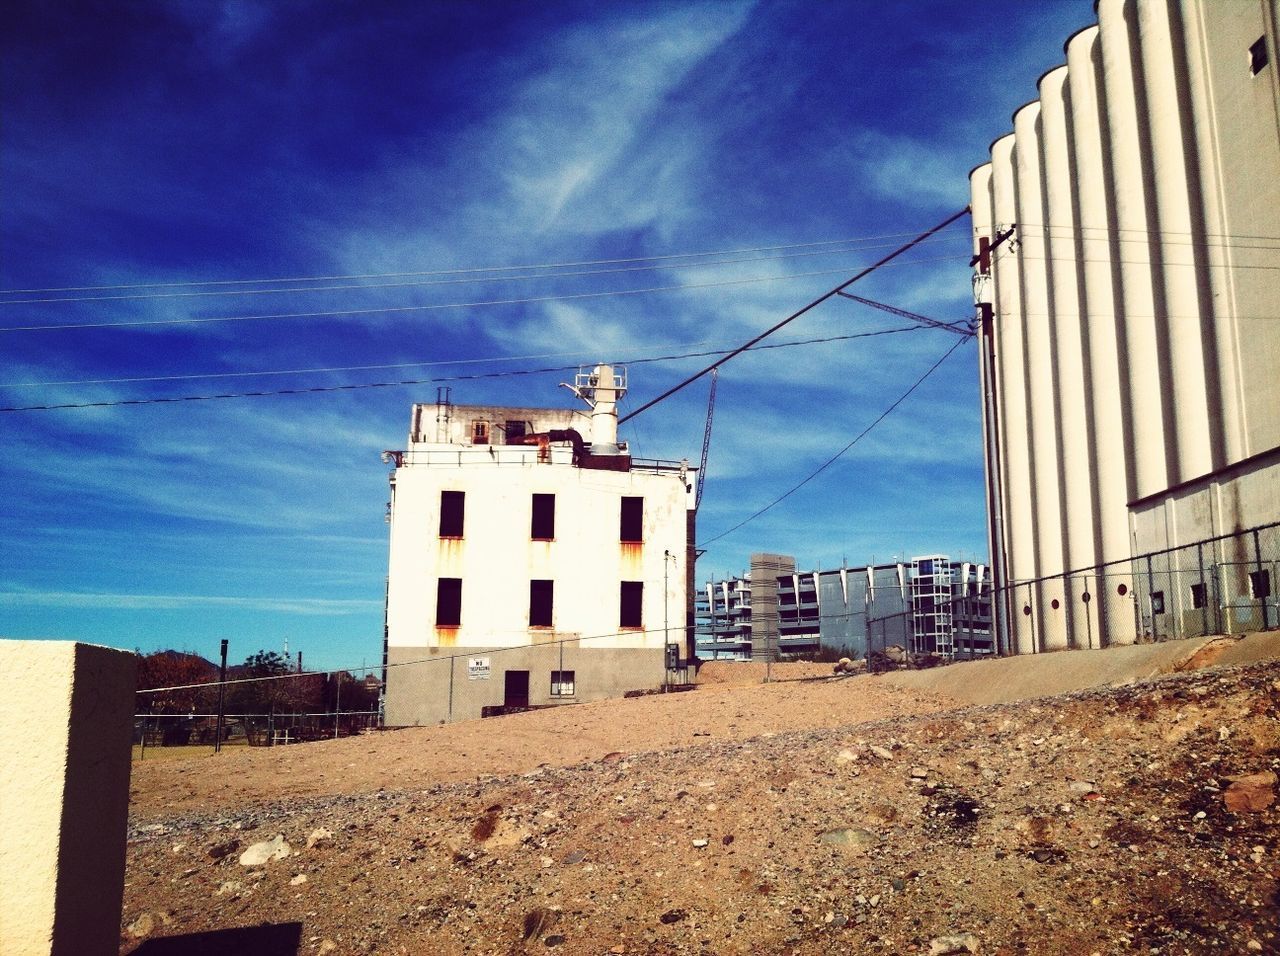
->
[[381, 365, 695, 726]]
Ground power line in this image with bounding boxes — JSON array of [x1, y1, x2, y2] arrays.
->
[[0, 229, 956, 297], [980, 223, 1280, 245], [2, 324, 935, 391], [0, 236, 961, 306], [0, 325, 936, 413], [8, 222, 1274, 300], [0, 253, 969, 334], [0, 343, 696, 389], [699, 336, 970, 548], [619, 207, 971, 425]]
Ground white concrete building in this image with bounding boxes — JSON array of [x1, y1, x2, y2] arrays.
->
[[382, 366, 695, 725], [970, 0, 1280, 652]]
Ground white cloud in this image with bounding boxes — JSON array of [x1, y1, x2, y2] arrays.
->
[[0, 587, 379, 615]]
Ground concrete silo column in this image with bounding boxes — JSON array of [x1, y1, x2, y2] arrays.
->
[[989, 134, 1038, 654], [1096, 0, 1171, 504], [1038, 64, 1102, 649], [1013, 100, 1069, 651], [1066, 24, 1138, 645]]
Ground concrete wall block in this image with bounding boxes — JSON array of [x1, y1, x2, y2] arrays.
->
[[0, 641, 137, 956]]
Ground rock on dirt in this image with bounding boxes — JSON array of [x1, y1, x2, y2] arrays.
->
[[1223, 770, 1277, 812], [237, 835, 290, 866]]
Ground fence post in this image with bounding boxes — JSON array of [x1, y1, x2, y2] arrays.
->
[[1027, 584, 1038, 653], [1152, 552, 1162, 642], [447, 655, 454, 723], [1082, 572, 1093, 649], [215, 638, 228, 755], [1254, 529, 1269, 631], [1196, 542, 1208, 637]]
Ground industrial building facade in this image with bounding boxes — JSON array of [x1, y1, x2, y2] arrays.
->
[[382, 366, 695, 725], [696, 556, 993, 662], [970, 0, 1280, 654]]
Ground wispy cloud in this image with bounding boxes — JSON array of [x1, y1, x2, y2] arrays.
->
[[0, 587, 379, 615]]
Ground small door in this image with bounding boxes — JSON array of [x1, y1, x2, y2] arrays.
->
[[504, 670, 530, 709]]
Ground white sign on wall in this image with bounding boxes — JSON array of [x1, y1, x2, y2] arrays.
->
[[467, 657, 491, 681]]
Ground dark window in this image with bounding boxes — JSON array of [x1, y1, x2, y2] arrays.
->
[[471, 420, 490, 444], [531, 493, 556, 540], [1151, 590, 1166, 615], [504, 420, 527, 444], [1250, 570, 1272, 599], [620, 497, 643, 542], [439, 490, 465, 538], [1250, 36, 1269, 75], [1190, 582, 1207, 609], [530, 579, 554, 627], [550, 670, 575, 696], [436, 578, 462, 626], [620, 581, 643, 628]]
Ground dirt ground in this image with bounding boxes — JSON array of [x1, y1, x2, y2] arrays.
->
[[128, 667, 944, 823], [121, 660, 1280, 956]]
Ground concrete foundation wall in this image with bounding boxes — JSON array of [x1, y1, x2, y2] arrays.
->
[[1130, 449, 1280, 553], [385, 643, 664, 726], [0, 641, 136, 956]]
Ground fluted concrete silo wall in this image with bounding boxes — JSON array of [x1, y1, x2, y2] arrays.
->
[[987, 135, 1039, 654], [1064, 25, 1138, 646], [970, 0, 1279, 652]]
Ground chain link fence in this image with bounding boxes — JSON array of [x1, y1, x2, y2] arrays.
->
[[864, 522, 1277, 666], [1003, 521, 1277, 654]]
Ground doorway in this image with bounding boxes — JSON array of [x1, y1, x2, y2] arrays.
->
[[504, 670, 530, 709]]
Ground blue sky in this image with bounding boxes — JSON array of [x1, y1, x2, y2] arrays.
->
[[1, 0, 1089, 671]]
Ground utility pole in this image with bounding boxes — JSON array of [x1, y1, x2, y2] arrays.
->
[[972, 227, 1016, 656]]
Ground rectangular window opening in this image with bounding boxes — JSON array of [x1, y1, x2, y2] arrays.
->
[[1189, 582, 1207, 609], [439, 490, 465, 538], [530, 579, 554, 628], [471, 419, 490, 445], [1250, 36, 1269, 75], [550, 670, 575, 697], [620, 580, 644, 628], [503, 420, 527, 445], [620, 496, 644, 543], [531, 493, 556, 540], [1249, 570, 1272, 600], [436, 578, 462, 627], [1151, 590, 1166, 615]]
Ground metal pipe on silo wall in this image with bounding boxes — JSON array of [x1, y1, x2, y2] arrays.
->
[[1134, 0, 1216, 482], [1096, 0, 1170, 501], [1065, 25, 1138, 645], [1038, 64, 1101, 649], [1012, 101, 1069, 650], [989, 135, 1038, 654]]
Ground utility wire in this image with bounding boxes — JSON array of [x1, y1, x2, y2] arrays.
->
[[2, 324, 933, 391], [0, 325, 935, 413], [699, 335, 969, 547], [8, 222, 1275, 299], [0, 236, 960, 306], [0, 230, 955, 297], [619, 207, 971, 424], [0, 253, 968, 334]]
